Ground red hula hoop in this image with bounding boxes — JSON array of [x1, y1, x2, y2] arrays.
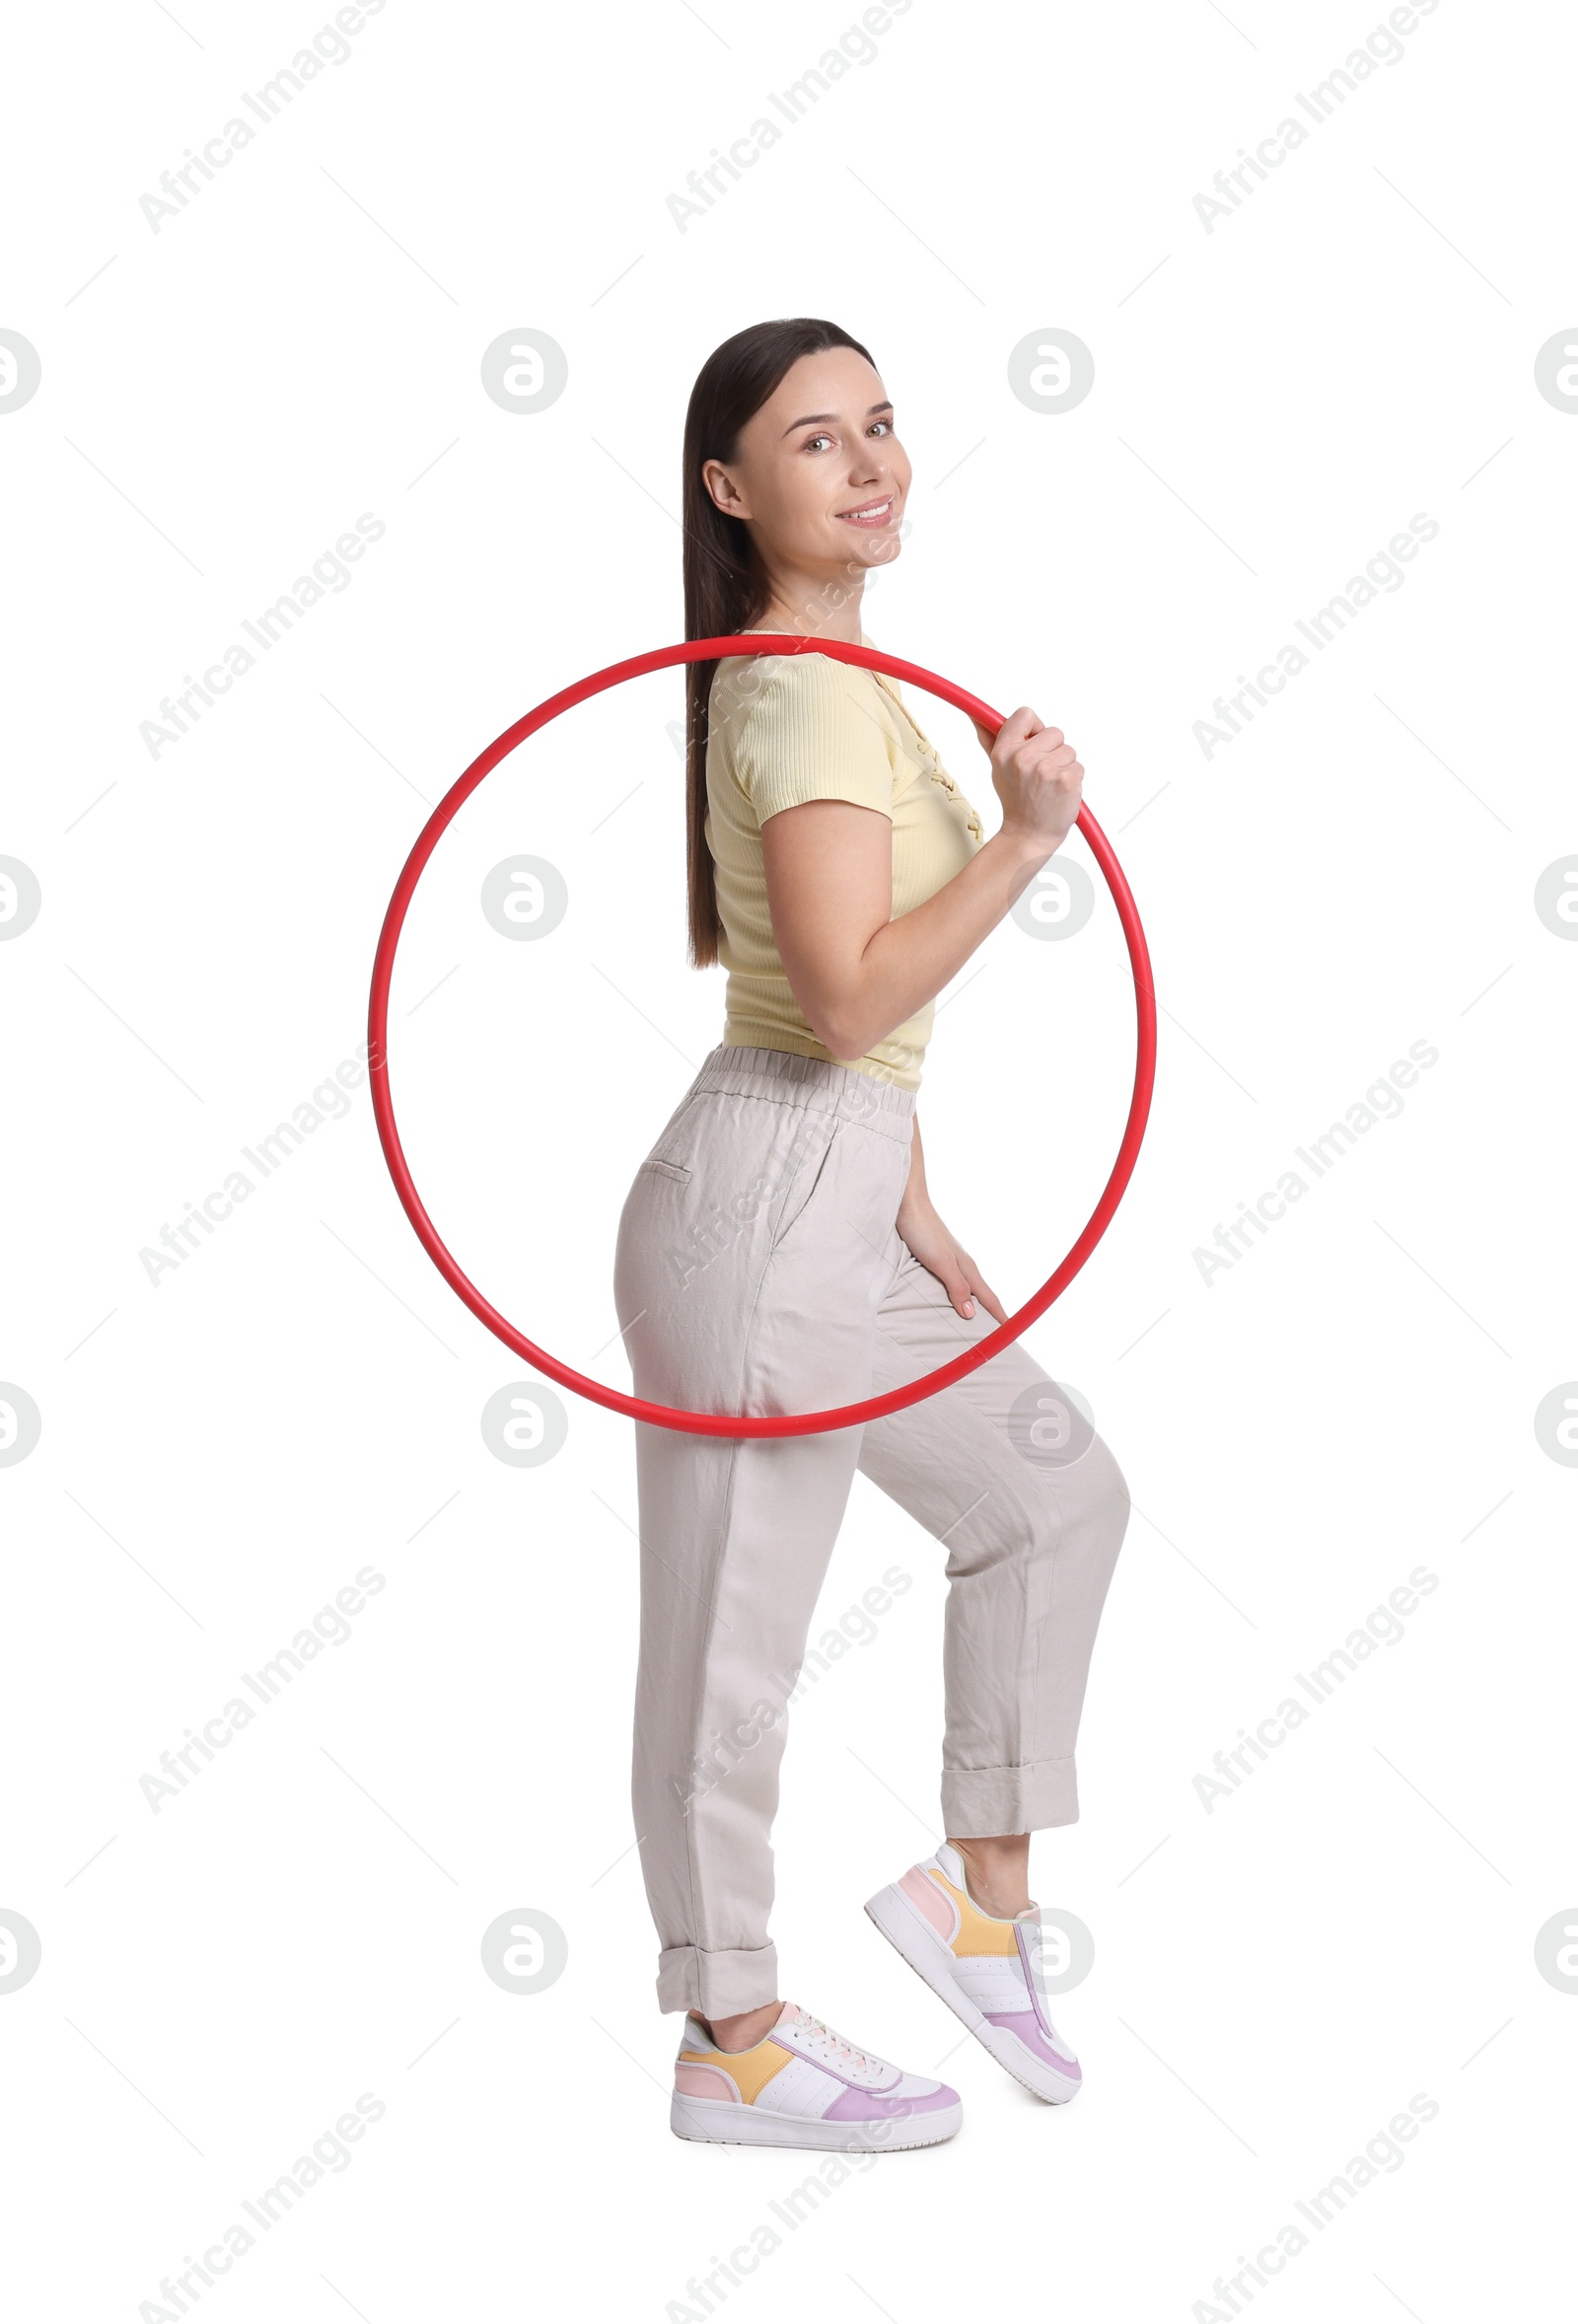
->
[[367, 635, 1157, 1439]]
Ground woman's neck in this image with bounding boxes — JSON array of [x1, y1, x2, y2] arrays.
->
[[754, 569, 867, 643]]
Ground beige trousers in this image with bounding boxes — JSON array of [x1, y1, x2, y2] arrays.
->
[[612, 1045, 1129, 2017]]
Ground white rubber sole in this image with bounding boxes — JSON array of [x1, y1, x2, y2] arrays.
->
[[671, 2089, 962, 2151], [864, 1880, 1082, 2105]]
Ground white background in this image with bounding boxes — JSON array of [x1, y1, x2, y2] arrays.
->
[[3, 0, 1575, 2317]]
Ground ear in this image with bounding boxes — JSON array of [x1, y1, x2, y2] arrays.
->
[[701, 456, 751, 522]]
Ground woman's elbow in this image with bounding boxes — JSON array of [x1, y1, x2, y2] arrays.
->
[[809, 1004, 881, 1061], [788, 963, 882, 1061], [817, 1023, 862, 1063]]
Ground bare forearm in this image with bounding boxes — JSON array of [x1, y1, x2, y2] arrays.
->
[[765, 704, 1085, 1062], [826, 827, 1055, 1058]]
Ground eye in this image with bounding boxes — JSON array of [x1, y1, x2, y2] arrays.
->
[[870, 418, 893, 437], [803, 431, 834, 452]]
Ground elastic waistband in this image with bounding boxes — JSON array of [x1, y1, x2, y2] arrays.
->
[[691, 1044, 916, 1143]]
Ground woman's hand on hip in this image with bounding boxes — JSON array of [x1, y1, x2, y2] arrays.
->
[[973, 706, 1084, 855], [896, 1192, 1009, 1325]]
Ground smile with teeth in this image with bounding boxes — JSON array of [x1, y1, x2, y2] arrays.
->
[[836, 494, 896, 526]]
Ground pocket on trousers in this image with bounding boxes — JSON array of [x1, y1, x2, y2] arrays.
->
[[767, 1120, 840, 1255], [635, 1092, 701, 1181]]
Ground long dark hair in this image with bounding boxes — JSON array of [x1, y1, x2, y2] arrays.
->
[[681, 317, 875, 968]]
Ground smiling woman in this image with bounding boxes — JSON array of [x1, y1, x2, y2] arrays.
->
[[610, 318, 1133, 2150]]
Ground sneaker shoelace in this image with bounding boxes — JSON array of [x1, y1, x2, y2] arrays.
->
[[792, 2011, 879, 2076]]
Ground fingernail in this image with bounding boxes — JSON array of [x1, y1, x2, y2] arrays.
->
[[963, 1299, 974, 1316]]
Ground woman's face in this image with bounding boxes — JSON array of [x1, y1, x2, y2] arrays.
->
[[702, 346, 910, 592]]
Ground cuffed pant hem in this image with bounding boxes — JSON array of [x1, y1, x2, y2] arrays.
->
[[657, 1941, 780, 2018], [941, 1756, 1078, 1837]]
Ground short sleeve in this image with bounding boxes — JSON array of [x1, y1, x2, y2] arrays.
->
[[729, 654, 896, 826]]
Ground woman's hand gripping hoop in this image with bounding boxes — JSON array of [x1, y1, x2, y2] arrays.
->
[[367, 636, 1157, 1439]]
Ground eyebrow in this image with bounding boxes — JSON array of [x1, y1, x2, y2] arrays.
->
[[781, 399, 893, 436]]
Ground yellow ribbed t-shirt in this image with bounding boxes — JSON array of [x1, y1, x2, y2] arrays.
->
[[704, 631, 984, 1092]]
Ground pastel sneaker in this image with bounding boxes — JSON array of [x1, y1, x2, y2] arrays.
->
[[670, 1999, 962, 2151], [865, 1842, 1082, 2103]]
